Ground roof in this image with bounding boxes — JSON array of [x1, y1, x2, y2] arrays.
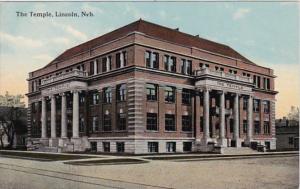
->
[[46, 19, 254, 67]]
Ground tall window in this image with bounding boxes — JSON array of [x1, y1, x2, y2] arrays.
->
[[117, 84, 126, 101], [103, 87, 112, 103], [164, 55, 176, 72], [146, 83, 157, 101], [148, 142, 159, 153], [263, 100, 270, 113], [117, 113, 126, 130], [103, 115, 111, 131], [92, 116, 99, 132], [147, 113, 158, 131], [79, 94, 85, 106], [243, 98, 248, 111], [254, 121, 260, 134], [102, 56, 112, 72], [103, 142, 110, 152], [90, 61, 94, 75], [116, 51, 127, 68], [145, 51, 159, 69], [165, 114, 176, 131], [182, 89, 192, 105], [165, 86, 175, 103], [264, 121, 270, 134], [253, 99, 260, 112], [90, 91, 100, 105], [182, 115, 192, 132], [116, 142, 125, 153], [166, 142, 176, 152], [243, 120, 248, 133], [181, 59, 192, 75], [79, 117, 85, 132]]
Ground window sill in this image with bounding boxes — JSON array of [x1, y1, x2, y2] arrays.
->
[[164, 130, 177, 133], [165, 102, 175, 104], [147, 100, 158, 102], [145, 130, 159, 132]]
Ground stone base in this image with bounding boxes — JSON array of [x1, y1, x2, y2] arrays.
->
[[231, 138, 243, 148], [244, 138, 252, 147], [218, 138, 228, 147], [40, 138, 49, 146], [49, 138, 59, 147], [58, 138, 69, 147]]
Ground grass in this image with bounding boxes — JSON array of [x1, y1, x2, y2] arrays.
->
[[0, 151, 95, 161], [64, 158, 148, 166]]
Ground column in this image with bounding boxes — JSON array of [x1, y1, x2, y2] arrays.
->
[[203, 88, 210, 142], [247, 95, 253, 142], [41, 96, 47, 138], [120, 51, 124, 68], [219, 91, 225, 140], [50, 95, 56, 138], [94, 60, 97, 75], [233, 93, 240, 146], [72, 91, 79, 138], [61, 93, 67, 138]]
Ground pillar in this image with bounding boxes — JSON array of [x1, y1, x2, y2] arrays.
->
[[61, 93, 67, 138], [72, 91, 79, 138], [203, 88, 210, 143], [233, 93, 241, 147], [50, 95, 56, 138], [93, 60, 97, 75], [219, 91, 226, 146], [41, 96, 47, 139], [246, 95, 253, 144]]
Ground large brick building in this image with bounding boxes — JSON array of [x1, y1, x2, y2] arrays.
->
[[26, 19, 277, 153]]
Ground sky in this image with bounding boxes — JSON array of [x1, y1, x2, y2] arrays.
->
[[0, 2, 299, 118]]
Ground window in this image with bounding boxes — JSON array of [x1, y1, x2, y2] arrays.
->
[[117, 84, 126, 101], [243, 98, 248, 111], [31, 102, 37, 113], [254, 121, 260, 134], [102, 56, 112, 72], [183, 142, 192, 152], [146, 83, 157, 101], [165, 86, 175, 103], [263, 78, 271, 90], [147, 113, 158, 131], [164, 55, 176, 72], [229, 69, 237, 75], [182, 115, 192, 132], [253, 99, 260, 112], [103, 115, 111, 131], [145, 51, 159, 69], [103, 87, 112, 103], [90, 91, 100, 105], [116, 51, 127, 68], [116, 142, 125, 153], [103, 142, 110, 152], [92, 116, 99, 132], [266, 78, 270, 90], [166, 142, 176, 152], [148, 142, 158, 153], [289, 137, 294, 145], [79, 117, 85, 132], [181, 59, 192, 75], [90, 61, 94, 75], [117, 113, 126, 130], [263, 100, 270, 113], [200, 116, 203, 132], [264, 121, 270, 134], [243, 120, 248, 133], [257, 76, 261, 88], [79, 95, 85, 106], [165, 114, 176, 131], [182, 89, 192, 105]]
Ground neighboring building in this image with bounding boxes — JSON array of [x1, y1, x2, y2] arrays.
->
[[26, 20, 277, 153], [0, 106, 27, 149], [276, 117, 299, 150], [0, 92, 25, 108]]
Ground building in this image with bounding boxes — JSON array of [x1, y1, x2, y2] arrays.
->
[[26, 20, 277, 153], [276, 118, 299, 150]]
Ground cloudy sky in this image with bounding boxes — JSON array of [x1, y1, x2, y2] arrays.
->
[[0, 2, 299, 118]]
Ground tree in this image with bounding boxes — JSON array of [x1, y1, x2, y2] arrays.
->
[[0, 107, 27, 149], [287, 106, 300, 122]]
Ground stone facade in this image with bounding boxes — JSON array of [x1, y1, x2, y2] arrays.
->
[[26, 20, 277, 153]]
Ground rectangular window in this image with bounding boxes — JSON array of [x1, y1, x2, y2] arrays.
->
[[116, 53, 121, 68], [146, 83, 157, 101], [200, 116, 203, 132], [183, 142, 192, 152], [90, 61, 94, 75], [117, 84, 126, 101], [182, 115, 192, 132], [104, 87, 112, 103], [263, 100, 270, 113], [148, 142, 159, 153], [264, 121, 270, 134], [152, 52, 159, 69], [166, 142, 176, 152], [288, 137, 294, 145], [92, 116, 99, 132], [165, 86, 175, 103], [254, 121, 260, 134], [116, 142, 125, 153], [79, 117, 85, 132], [243, 120, 248, 133], [165, 114, 176, 131], [102, 56, 112, 72], [164, 55, 176, 72], [103, 142, 110, 152], [90, 92, 100, 105], [257, 76, 261, 88], [147, 113, 158, 131], [103, 115, 111, 131], [253, 99, 260, 112], [181, 59, 192, 75], [145, 51, 151, 68], [243, 98, 248, 111], [182, 89, 192, 105], [117, 113, 126, 130], [266, 78, 270, 90]]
